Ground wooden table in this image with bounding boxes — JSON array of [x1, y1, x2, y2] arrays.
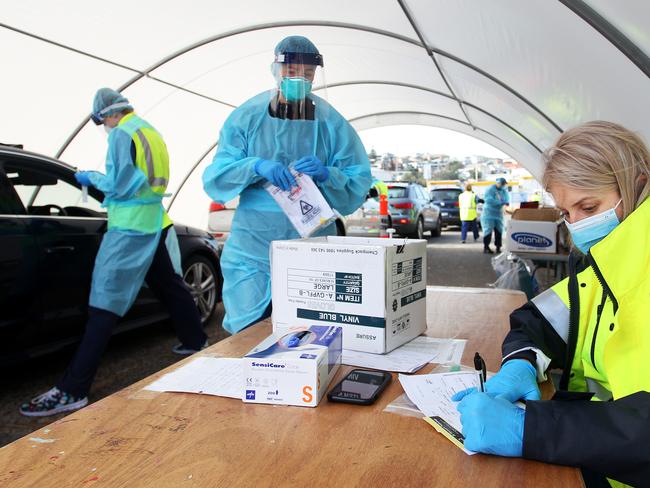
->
[[0, 286, 583, 487]]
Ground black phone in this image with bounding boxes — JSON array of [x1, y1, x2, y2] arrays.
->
[[327, 369, 392, 405]]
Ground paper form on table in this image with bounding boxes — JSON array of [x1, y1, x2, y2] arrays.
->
[[145, 357, 242, 399]]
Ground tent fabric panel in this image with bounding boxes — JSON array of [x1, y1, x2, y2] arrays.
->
[[1, 0, 417, 69], [438, 57, 561, 150], [584, 0, 650, 57], [407, 0, 650, 143], [0, 28, 132, 157], [151, 26, 451, 107], [327, 84, 465, 122]]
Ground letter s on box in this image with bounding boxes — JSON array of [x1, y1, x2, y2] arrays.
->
[[302, 386, 313, 403]]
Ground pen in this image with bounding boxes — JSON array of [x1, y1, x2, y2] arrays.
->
[[474, 352, 486, 392]]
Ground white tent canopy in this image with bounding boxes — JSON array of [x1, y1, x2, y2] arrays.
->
[[2, 0, 648, 229]]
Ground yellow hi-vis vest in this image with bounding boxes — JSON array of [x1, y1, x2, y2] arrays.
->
[[459, 190, 477, 221], [107, 113, 173, 233], [530, 197, 650, 488]]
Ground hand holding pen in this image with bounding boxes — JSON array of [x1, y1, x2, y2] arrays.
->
[[474, 352, 487, 392]]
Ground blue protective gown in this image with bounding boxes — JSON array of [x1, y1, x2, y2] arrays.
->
[[203, 90, 372, 333], [87, 123, 163, 317], [480, 184, 510, 234]]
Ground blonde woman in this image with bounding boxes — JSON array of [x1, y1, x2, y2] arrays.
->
[[453, 121, 650, 488]]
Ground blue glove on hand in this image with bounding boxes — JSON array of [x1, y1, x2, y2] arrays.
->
[[75, 171, 100, 187], [456, 392, 525, 457], [254, 159, 297, 191], [294, 156, 329, 182], [451, 359, 540, 403]]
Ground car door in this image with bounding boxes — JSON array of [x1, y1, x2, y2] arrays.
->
[[417, 186, 434, 228], [0, 164, 40, 362], [5, 156, 108, 346]]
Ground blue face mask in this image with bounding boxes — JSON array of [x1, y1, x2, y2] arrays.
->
[[565, 199, 622, 254], [280, 77, 312, 102]]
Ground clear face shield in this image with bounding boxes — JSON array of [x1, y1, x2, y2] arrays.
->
[[270, 51, 328, 121]]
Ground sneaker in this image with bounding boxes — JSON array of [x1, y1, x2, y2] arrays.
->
[[461, 240, 466, 244], [20, 387, 88, 417], [172, 339, 208, 356], [483, 247, 494, 254], [496, 247, 502, 253]]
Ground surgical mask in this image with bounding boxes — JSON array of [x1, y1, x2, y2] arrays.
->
[[280, 77, 312, 102], [104, 125, 113, 135], [565, 199, 622, 254]]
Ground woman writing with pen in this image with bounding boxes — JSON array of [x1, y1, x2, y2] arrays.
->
[[452, 121, 650, 488]]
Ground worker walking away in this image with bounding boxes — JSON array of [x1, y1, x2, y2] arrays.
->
[[459, 182, 480, 243], [480, 177, 509, 253], [203, 35, 372, 335], [20, 88, 207, 417]]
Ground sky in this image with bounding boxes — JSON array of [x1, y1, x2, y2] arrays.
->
[[358, 125, 511, 160]]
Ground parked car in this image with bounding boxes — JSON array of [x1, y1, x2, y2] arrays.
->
[[0, 145, 222, 365], [430, 186, 484, 229], [387, 182, 442, 239], [430, 187, 463, 227]]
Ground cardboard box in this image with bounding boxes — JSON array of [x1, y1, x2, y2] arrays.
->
[[271, 236, 427, 353], [242, 325, 342, 407], [506, 208, 562, 254]]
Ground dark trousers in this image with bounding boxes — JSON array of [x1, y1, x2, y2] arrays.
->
[[58, 227, 207, 398], [461, 220, 479, 241], [483, 228, 502, 250]]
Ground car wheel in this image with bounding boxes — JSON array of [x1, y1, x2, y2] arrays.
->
[[183, 254, 219, 325], [431, 216, 442, 237], [411, 217, 424, 239]]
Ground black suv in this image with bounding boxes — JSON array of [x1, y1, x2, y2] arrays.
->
[[0, 145, 222, 365], [430, 187, 463, 227], [387, 182, 442, 239]]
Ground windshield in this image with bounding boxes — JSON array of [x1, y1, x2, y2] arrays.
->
[[431, 189, 461, 201], [387, 186, 407, 198]]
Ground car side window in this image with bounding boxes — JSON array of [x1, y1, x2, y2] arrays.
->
[[6, 162, 104, 216], [0, 169, 26, 215]]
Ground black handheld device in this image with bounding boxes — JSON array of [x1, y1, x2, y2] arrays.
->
[[327, 369, 392, 405]]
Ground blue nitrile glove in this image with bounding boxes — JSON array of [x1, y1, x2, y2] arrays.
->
[[254, 159, 297, 191], [75, 170, 100, 187], [294, 156, 329, 182], [451, 359, 540, 403], [456, 392, 525, 457]]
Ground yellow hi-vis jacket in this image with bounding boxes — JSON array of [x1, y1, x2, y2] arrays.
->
[[107, 113, 172, 233], [458, 190, 477, 221], [501, 196, 650, 488]]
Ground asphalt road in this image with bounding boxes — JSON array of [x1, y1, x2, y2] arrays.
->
[[1, 229, 503, 447]]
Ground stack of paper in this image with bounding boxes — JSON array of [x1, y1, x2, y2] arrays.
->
[[145, 357, 243, 399], [399, 336, 466, 365], [341, 336, 466, 373], [399, 371, 481, 454], [342, 347, 434, 373]]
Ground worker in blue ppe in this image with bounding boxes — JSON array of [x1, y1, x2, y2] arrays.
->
[[453, 121, 650, 487], [202, 35, 372, 334], [20, 88, 207, 417], [480, 177, 510, 254]]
